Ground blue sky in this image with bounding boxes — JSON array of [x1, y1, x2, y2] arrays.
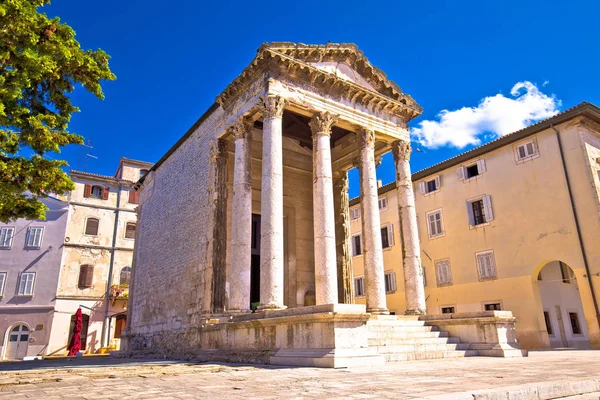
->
[[45, 0, 600, 198]]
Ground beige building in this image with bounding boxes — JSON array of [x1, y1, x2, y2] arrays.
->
[[124, 43, 526, 367], [350, 102, 600, 349], [47, 158, 152, 355]]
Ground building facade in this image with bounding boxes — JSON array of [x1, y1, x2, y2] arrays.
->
[[0, 197, 68, 360], [350, 103, 600, 349], [47, 158, 152, 355]]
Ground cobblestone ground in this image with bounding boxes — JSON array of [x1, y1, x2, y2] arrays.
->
[[0, 351, 599, 399]]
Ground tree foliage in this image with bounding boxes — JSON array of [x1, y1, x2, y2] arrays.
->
[[0, 0, 115, 222]]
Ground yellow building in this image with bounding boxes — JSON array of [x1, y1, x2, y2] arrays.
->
[[350, 102, 600, 349]]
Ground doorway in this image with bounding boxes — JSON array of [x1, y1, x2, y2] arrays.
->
[[5, 324, 30, 360], [68, 313, 90, 352], [250, 214, 261, 309]]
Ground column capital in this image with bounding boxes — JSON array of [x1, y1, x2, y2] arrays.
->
[[309, 111, 339, 137], [356, 126, 376, 148], [260, 95, 287, 119], [229, 116, 254, 140], [392, 139, 412, 162]]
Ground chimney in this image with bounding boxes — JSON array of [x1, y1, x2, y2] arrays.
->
[[377, 179, 383, 188]]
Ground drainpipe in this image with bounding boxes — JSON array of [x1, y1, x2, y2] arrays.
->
[[551, 125, 600, 329], [101, 182, 122, 348]]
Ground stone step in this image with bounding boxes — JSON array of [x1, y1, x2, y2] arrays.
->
[[373, 343, 471, 353], [369, 315, 421, 321], [383, 349, 479, 362], [368, 336, 460, 346], [367, 330, 449, 339], [366, 325, 440, 333], [367, 320, 427, 326]]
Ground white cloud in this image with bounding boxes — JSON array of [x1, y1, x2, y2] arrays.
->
[[411, 81, 561, 148]]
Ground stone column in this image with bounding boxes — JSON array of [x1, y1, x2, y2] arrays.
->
[[228, 117, 253, 312], [392, 140, 426, 315], [309, 112, 339, 305], [209, 139, 228, 313], [333, 171, 354, 304], [358, 128, 388, 314], [259, 95, 287, 310]]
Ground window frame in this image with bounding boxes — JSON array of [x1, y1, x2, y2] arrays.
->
[[25, 226, 44, 249], [466, 195, 494, 227], [384, 271, 397, 293], [457, 159, 486, 182], [380, 224, 394, 249], [419, 176, 441, 195], [568, 311, 582, 335], [426, 209, 445, 239], [17, 272, 36, 296], [350, 207, 361, 220], [351, 233, 363, 257], [120, 266, 132, 285], [434, 258, 452, 287], [0, 272, 6, 297], [78, 264, 94, 289], [354, 276, 365, 297], [378, 197, 388, 211], [0, 226, 15, 249], [514, 138, 539, 163], [124, 222, 137, 240], [441, 305, 456, 314], [84, 217, 100, 236], [475, 250, 497, 281], [90, 185, 104, 199], [483, 301, 503, 311], [543, 310, 554, 336]]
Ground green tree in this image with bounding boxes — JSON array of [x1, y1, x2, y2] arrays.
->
[[0, 0, 115, 222]]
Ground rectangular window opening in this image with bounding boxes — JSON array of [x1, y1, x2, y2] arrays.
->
[[466, 164, 479, 179], [568, 312, 582, 335], [543, 311, 553, 335], [484, 303, 502, 311], [441, 306, 455, 314], [384, 272, 396, 293], [354, 277, 365, 297]]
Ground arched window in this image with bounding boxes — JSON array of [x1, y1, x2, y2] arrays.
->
[[125, 223, 136, 239], [90, 185, 104, 199], [85, 218, 99, 236], [120, 267, 132, 285], [78, 264, 94, 288]]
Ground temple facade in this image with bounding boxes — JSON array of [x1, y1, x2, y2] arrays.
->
[[125, 43, 524, 366]]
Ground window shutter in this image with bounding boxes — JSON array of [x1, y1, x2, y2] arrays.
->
[[79, 265, 94, 288], [388, 224, 394, 246], [456, 167, 465, 180], [482, 195, 494, 222], [25, 274, 34, 295], [0, 273, 5, 296], [102, 187, 110, 200], [18, 275, 27, 294], [435, 175, 441, 189], [466, 201, 475, 226], [477, 159, 487, 173], [84, 184, 92, 198], [129, 190, 139, 204], [419, 182, 426, 194]]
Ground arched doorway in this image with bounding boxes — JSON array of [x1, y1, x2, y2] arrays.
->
[[537, 261, 589, 349], [5, 324, 30, 360]]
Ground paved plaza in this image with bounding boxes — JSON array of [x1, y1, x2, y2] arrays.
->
[[0, 351, 599, 399]]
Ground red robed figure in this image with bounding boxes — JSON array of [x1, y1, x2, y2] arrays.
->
[[68, 308, 83, 356]]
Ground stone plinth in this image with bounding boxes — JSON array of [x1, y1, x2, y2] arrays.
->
[[126, 304, 384, 368], [420, 311, 528, 357]]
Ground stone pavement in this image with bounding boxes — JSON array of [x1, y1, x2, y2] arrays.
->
[[0, 351, 599, 399]]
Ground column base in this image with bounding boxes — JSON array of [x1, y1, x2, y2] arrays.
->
[[367, 307, 390, 315], [405, 309, 426, 315], [257, 302, 288, 311]]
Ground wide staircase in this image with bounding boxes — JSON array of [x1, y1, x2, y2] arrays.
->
[[367, 315, 478, 362]]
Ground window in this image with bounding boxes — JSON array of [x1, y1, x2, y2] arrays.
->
[[114, 315, 127, 338], [78, 264, 94, 288], [84, 184, 109, 200], [351, 233, 362, 256], [0, 272, 6, 296], [419, 176, 441, 194], [484, 303, 502, 311], [435, 259, 452, 287], [354, 276, 365, 297], [384, 272, 397, 293], [568, 312, 582, 335], [544, 311, 553, 335], [125, 223, 136, 239], [128, 190, 139, 204], [0, 227, 15, 249], [516, 140, 537, 161], [466, 195, 494, 226], [378, 197, 388, 211], [422, 265, 427, 287], [476, 251, 497, 280], [18, 272, 35, 296], [441, 306, 455, 314], [426, 210, 444, 238], [560, 262, 572, 283], [457, 160, 486, 181], [350, 207, 361, 220], [85, 218, 99, 236], [69, 313, 90, 350], [120, 267, 132, 285], [26, 227, 44, 248], [381, 224, 394, 249]]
